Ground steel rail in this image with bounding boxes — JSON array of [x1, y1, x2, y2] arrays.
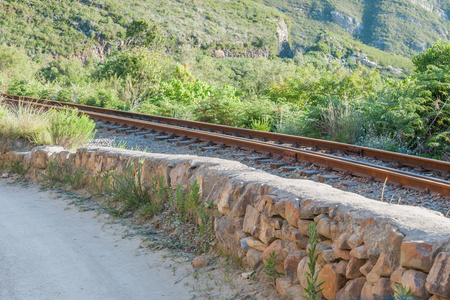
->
[[2, 97, 449, 196], [2, 93, 449, 173]]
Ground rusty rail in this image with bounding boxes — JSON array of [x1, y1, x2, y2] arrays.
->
[[1, 93, 449, 196]]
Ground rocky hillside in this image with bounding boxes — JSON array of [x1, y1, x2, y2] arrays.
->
[[260, 0, 450, 57], [1, 0, 449, 67], [0, 0, 290, 58]]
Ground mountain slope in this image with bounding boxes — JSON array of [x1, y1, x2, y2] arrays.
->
[[258, 0, 450, 57], [1, 0, 448, 69], [0, 0, 289, 57]]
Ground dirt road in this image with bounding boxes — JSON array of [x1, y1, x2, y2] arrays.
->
[[0, 179, 194, 300]]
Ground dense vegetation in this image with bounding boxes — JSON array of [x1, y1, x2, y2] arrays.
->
[[0, 38, 448, 158], [0, 0, 287, 58], [0, 0, 449, 158]]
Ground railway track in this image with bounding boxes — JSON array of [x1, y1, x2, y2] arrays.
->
[[1, 93, 449, 197]]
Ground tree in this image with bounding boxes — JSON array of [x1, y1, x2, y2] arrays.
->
[[412, 40, 450, 72]]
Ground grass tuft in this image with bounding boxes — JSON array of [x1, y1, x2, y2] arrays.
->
[[0, 102, 95, 150]]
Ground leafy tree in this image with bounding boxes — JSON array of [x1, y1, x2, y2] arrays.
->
[[412, 40, 450, 72]]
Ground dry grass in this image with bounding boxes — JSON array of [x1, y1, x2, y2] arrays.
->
[[0, 100, 95, 149]]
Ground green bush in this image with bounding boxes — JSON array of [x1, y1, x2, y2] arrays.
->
[[48, 108, 96, 150], [194, 95, 243, 127]]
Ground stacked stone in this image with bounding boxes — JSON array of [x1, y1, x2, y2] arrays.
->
[[232, 192, 450, 300], [3, 146, 450, 300]]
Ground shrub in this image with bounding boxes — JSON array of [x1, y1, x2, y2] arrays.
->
[[0, 104, 96, 149], [48, 108, 96, 150], [320, 100, 364, 144], [194, 94, 243, 126]]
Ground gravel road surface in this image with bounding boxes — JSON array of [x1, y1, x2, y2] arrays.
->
[[0, 179, 193, 300]]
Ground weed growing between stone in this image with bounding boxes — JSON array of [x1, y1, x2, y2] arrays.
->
[[263, 251, 285, 280], [305, 222, 324, 300], [100, 165, 216, 252], [42, 158, 216, 254], [1, 159, 29, 177], [393, 284, 415, 300], [42, 159, 87, 190]]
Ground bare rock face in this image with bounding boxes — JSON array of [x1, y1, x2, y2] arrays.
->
[[346, 257, 365, 279], [426, 252, 450, 298], [31, 146, 65, 170], [350, 245, 368, 259], [402, 269, 429, 298], [276, 277, 306, 300], [336, 277, 366, 300], [246, 249, 263, 268], [318, 263, 347, 299], [330, 10, 363, 34], [401, 240, 434, 272], [284, 250, 307, 283]]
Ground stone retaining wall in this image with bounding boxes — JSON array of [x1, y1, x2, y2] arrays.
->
[[2, 145, 450, 300]]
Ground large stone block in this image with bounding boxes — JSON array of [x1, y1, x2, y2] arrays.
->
[[316, 215, 332, 239], [401, 240, 434, 272], [281, 221, 309, 248], [335, 233, 351, 250], [246, 249, 263, 268], [350, 245, 368, 259], [346, 257, 365, 279], [372, 277, 393, 299], [246, 237, 267, 251], [402, 269, 429, 299], [372, 252, 396, 277], [298, 256, 322, 290], [359, 260, 373, 276], [30, 146, 65, 169], [332, 242, 351, 260], [242, 205, 260, 237], [318, 263, 347, 299], [262, 240, 289, 274], [284, 250, 307, 283], [336, 277, 366, 300], [426, 252, 450, 298]]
